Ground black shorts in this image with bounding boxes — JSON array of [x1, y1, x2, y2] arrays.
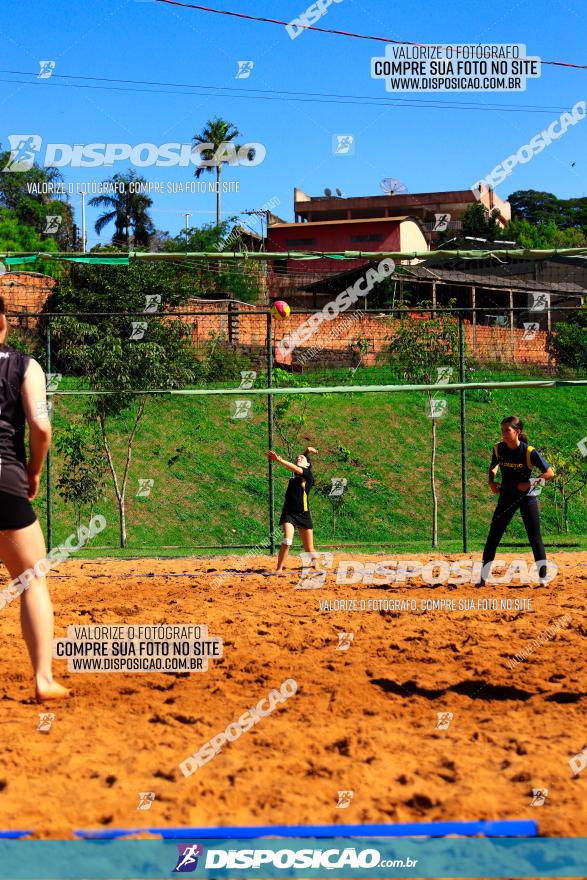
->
[[279, 511, 313, 530], [0, 490, 37, 530]]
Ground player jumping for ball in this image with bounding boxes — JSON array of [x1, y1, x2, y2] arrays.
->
[[268, 447, 318, 571], [480, 416, 555, 586]]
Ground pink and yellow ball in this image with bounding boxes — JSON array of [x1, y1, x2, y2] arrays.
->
[[271, 300, 290, 320]]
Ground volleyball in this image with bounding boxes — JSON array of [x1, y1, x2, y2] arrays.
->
[[271, 300, 290, 320]]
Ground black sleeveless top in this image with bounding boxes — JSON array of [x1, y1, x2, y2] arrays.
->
[[0, 345, 31, 498]]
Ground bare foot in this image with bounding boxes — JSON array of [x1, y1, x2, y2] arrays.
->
[[35, 680, 71, 702]]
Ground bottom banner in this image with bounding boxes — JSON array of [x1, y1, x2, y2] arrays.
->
[[0, 838, 585, 878]]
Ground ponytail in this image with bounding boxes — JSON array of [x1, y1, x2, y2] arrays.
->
[[502, 415, 528, 443]]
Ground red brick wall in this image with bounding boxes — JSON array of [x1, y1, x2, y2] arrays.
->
[[0, 272, 56, 328], [179, 301, 550, 366]]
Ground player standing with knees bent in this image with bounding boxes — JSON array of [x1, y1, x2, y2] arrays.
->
[[268, 447, 318, 571], [0, 297, 70, 701], [480, 416, 554, 586]]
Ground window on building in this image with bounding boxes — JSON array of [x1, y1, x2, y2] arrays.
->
[[351, 234, 385, 243], [285, 238, 317, 247]]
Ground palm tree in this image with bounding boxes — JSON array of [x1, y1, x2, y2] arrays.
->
[[89, 170, 154, 247], [192, 117, 246, 227]]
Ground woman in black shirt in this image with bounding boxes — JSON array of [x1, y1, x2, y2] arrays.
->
[[0, 297, 70, 701], [268, 446, 318, 571], [481, 416, 554, 585]]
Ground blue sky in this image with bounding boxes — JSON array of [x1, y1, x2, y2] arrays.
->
[[1, 0, 586, 245]]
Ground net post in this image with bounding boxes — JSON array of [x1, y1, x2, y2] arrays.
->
[[267, 311, 275, 555], [45, 318, 53, 553], [459, 316, 468, 554]]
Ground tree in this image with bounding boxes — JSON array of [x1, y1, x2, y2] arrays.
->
[[162, 219, 263, 303], [89, 170, 154, 247], [45, 264, 198, 547], [502, 216, 586, 249], [271, 369, 313, 462], [460, 203, 502, 242], [380, 304, 460, 548], [0, 145, 74, 249], [508, 190, 562, 225], [350, 334, 370, 377], [163, 219, 232, 253], [544, 448, 587, 532], [192, 118, 252, 226], [315, 479, 348, 536], [0, 208, 59, 253], [552, 306, 587, 370], [508, 189, 587, 234], [54, 423, 106, 530]]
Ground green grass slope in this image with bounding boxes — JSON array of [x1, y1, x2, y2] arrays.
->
[[37, 364, 587, 557]]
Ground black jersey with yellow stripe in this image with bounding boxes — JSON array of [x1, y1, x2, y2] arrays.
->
[[490, 441, 550, 494], [282, 466, 314, 515]]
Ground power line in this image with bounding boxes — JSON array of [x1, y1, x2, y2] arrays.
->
[[0, 73, 576, 114], [154, 0, 587, 70], [1, 69, 570, 111]]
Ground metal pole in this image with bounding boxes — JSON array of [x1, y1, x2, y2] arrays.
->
[[267, 312, 275, 555], [471, 286, 476, 354], [459, 317, 468, 553], [509, 289, 514, 358], [46, 320, 53, 552], [81, 192, 86, 254]]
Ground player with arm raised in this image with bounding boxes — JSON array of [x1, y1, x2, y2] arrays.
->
[[268, 446, 319, 572]]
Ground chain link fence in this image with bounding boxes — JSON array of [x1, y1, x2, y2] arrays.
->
[[5, 298, 580, 557]]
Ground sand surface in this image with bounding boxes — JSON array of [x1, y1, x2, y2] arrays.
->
[[0, 551, 585, 840]]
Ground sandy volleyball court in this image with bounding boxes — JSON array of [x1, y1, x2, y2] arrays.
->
[[0, 552, 585, 840]]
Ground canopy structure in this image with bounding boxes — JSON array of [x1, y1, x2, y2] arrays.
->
[[2, 247, 587, 266]]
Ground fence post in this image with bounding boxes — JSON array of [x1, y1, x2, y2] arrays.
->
[[46, 318, 53, 553], [459, 317, 468, 553], [267, 312, 275, 555]]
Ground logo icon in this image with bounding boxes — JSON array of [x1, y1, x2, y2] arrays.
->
[[530, 292, 549, 312], [37, 712, 55, 734], [35, 400, 51, 420], [236, 61, 254, 79], [329, 477, 348, 497], [435, 711, 454, 730], [173, 843, 204, 873], [428, 397, 448, 419], [336, 632, 354, 651], [137, 791, 156, 810], [44, 215, 62, 234], [436, 366, 453, 384], [297, 551, 334, 589], [569, 747, 587, 776], [38, 61, 56, 79], [130, 321, 148, 340], [333, 134, 355, 156], [144, 294, 162, 313], [336, 790, 354, 809], [239, 370, 257, 390], [528, 476, 545, 498], [136, 478, 154, 498], [433, 213, 451, 232], [529, 788, 548, 807], [231, 399, 253, 420], [522, 321, 540, 341], [46, 372, 63, 392], [4, 135, 42, 172]]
